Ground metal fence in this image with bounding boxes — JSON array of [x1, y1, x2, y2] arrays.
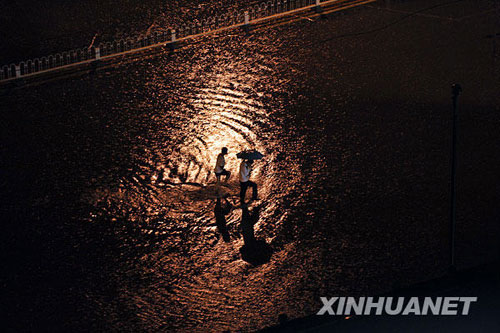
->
[[0, 0, 352, 82]]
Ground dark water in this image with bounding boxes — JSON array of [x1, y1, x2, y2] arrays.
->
[[1, 1, 499, 331], [0, 0, 260, 64]]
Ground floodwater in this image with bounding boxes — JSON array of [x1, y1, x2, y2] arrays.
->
[[0, 0, 262, 64], [1, 1, 499, 331]]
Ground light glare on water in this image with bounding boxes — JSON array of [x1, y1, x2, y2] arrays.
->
[[1, 2, 499, 331]]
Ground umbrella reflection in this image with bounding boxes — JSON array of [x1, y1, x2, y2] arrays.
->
[[239, 202, 272, 266]]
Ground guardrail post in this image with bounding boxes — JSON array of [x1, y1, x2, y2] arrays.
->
[[15, 65, 21, 78], [243, 11, 251, 33], [244, 11, 249, 25], [169, 29, 177, 51], [95, 47, 101, 60], [315, 0, 323, 13]]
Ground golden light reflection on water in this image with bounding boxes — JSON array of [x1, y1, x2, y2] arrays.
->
[[180, 77, 268, 186], [83, 43, 307, 332]]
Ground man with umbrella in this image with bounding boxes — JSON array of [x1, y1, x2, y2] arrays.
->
[[237, 150, 263, 203]]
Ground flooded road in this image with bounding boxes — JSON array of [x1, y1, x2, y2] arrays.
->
[[0, 0, 264, 64], [1, 1, 499, 331]]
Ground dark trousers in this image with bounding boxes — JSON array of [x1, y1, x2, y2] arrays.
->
[[240, 181, 257, 203]]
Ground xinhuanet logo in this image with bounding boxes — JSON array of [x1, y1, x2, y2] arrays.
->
[[317, 297, 478, 316]]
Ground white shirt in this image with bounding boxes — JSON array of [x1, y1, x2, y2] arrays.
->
[[239, 161, 251, 182], [214, 153, 225, 173]]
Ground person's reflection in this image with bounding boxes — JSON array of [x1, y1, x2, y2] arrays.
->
[[241, 203, 258, 245], [214, 195, 232, 242], [240, 203, 272, 265]]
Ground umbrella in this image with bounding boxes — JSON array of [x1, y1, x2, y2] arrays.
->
[[236, 150, 264, 160]]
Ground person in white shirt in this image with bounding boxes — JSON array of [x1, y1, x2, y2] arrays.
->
[[239, 159, 257, 203], [214, 147, 231, 184]]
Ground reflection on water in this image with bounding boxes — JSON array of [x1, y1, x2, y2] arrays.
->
[[2, 2, 499, 331], [79, 36, 303, 331], [240, 203, 273, 266], [214, 196, 232, 242]]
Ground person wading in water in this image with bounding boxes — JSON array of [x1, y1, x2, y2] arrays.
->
[[239, 159, 257, 204], [214, 147, 231, 184]]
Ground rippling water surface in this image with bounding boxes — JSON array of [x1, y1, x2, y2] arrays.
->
[[2, 2, 499, 331], [80, 32, 316, 331], [0, 0, 265, 64]]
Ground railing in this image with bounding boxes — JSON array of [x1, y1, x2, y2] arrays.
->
[[0, 0, 370, 82]]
